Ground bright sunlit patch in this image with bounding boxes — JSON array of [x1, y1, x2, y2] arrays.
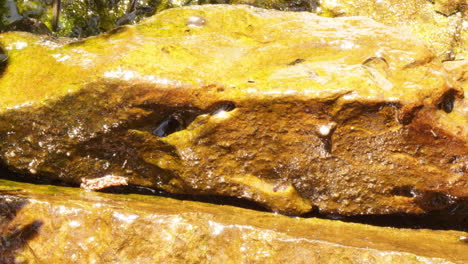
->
[[37, 40, 63, 48], [317, 122, 337, 137], [340, 40, 358, 50], [208, 220, 225, 235], [374, 49, 384, 58], [6, 41, 28, 50], [262, 90, 282, 95], [283, 89, 297, 95], [6, 101, 34, 110], [161, 231, 173, 241], [51, 53, 71, 62], [326, 0, 340, 7], [167, 216, 186, 231], [212, 109, 230, 120], [103, 67, 183, 86], [318, 125, 331, 136], [112, 212, 139, 224], [56, 205, 82, 215], [329, 40, 359, 50], [67, 126, 84, 139], [103, 67, 137, 80], [69, 220, 81, 228]]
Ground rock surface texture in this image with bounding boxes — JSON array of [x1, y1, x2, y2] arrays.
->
[[1, 179, 467, 264], [319, 0, 467, 61], [0, 5, 466, 216]]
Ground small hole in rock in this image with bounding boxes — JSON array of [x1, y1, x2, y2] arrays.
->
[[429, 193, 452, 208], [390, 186, 416, 198], [416, 191, 454, 211], [152, 117, 182, 137]]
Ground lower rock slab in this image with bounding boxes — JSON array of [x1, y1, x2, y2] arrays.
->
[[0, 179, 466, 263]]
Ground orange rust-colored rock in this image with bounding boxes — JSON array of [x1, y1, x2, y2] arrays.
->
[[0, 5, 466, 216]]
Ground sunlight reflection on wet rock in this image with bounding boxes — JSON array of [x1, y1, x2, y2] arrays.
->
[[0, 4, 465, 218]]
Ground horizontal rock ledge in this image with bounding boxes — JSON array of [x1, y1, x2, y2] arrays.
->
[[0, 179, 467, 264]]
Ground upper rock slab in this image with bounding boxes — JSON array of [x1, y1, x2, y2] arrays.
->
[[0, 5, 465, 216], [0, 4, 458, 110]]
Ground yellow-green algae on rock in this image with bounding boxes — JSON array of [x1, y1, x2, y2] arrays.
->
[[0, 5, 466, 216], [318, 0, 467, 61], [0, 179, 467, 264], [0, 4, 459, 109]]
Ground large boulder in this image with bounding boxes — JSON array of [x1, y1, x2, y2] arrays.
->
[[0, 5, 466, 216], [1, 179, 467, 263]]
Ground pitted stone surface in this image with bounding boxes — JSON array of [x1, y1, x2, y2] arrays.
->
[[0, 5, 466, 215]]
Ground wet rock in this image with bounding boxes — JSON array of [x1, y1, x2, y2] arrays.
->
[[0, 5, 466, 216], [433, 0, 466, 16], [440, 59, 468, 141], [318, 0, 467, 60], [0, 179, 467, 263]]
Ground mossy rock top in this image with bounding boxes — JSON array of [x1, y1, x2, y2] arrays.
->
[[0, 5, 459, 110]]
